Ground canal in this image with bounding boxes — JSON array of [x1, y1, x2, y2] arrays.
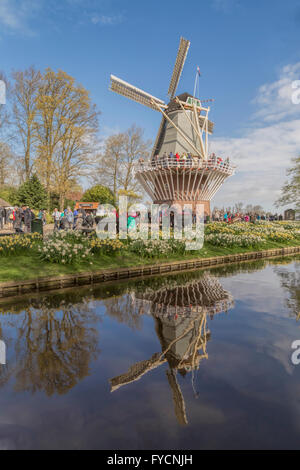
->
[[0, 256, 299, 449]]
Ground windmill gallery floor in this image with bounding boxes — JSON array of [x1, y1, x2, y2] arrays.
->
[[0, 256, 299, 449]]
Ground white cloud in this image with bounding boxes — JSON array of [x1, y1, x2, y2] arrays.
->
[[0, 0, 124, 35], [0, 0, 40, 34], [253, 63, 300, 122], [212, 64, 300, 211], [91, 14, 123, 26], [211, 0, 239, 13]]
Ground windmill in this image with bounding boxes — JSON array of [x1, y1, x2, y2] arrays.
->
[[109, 37, 235, 216]]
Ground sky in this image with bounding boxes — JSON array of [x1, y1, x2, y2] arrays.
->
[[0, 0, 300, 210]]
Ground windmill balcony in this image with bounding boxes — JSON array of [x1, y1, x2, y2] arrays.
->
[[134, 155, 236, 211], [134, 157, 236, 177]]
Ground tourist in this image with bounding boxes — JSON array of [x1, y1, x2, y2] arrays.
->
[[23, 206, 34, 233], [162, 152, 167, 167], [14, 206, 22, 233], [73, 208, 79, 229], [52, 208, 61, 231], [0, 206, 4, 230], [65, 207, 74, 230], [59, 210, 67, 230], [127, 210, 137, 232], [192, 155, 198, 167], [74, 209, 84, 231]]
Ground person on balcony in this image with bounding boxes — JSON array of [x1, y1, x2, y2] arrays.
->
[[162, 152, 168, 168], [175, 153, 180, 166], [139, 156, 144, 169]]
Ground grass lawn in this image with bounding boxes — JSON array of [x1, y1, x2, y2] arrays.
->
[[1, 239, 300, 283]]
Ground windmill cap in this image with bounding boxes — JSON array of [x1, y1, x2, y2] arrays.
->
[[166, 92, 197, 113]]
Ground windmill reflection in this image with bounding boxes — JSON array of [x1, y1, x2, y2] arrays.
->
[[109, 274, 234, 425]]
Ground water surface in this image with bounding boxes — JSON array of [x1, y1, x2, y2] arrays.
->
[[0, 256, 299, 449]]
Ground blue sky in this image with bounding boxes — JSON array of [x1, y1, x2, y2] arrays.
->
[[1, 0, 300, 209]]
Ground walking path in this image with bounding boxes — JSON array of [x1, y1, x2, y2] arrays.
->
[[0, 223, 54, 236]]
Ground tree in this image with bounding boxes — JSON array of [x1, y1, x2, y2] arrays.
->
[[234, 202, 244, 213], [95, 125, 151, 199], [0, 185, 18, 205], [82, 185, 115, 205], [118, 189, 142, 207], [34, 68, 99, 210], [16, 174, 47, 209], [276, 156, 300, 211], [121, 125, 151, 192], [0, 142, 15, 185], [12, 67, 41, 180], [95, 133, 126, 198], [0, 71, 10, 138]]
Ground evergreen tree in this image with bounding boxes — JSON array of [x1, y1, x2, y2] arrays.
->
[[16, 174, 47, 209]]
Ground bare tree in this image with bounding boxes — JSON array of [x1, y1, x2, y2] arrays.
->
[[0, 142, 16, 185], [120, 125, 151, 191], [94, 133, 127, 198], [94, 125, 151, 199], [11, 67, 41, 179]]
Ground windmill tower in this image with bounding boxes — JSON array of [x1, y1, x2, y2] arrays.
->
[[110, 37, 235, 216]]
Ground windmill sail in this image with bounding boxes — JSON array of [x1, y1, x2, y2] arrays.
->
[[168, 37, 190, 99], [152, 116, 167, 156], [110, 75, 166, 111]]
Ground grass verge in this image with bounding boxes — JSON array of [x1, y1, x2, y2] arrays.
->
[[1, 239, 300, 283]]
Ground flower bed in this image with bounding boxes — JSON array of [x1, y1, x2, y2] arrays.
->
[[129, 238, 186, 258], [90, 238, 124, 254], [0, 233, 42, 256], [38, 231, 92, 264], [204, 221, 300, 248]]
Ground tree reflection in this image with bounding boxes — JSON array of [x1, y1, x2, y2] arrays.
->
[[275, 262, 300, 319], [0, 296, 100, 395]]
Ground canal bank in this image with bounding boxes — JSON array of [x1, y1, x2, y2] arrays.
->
[[1, 245, 300, 299]]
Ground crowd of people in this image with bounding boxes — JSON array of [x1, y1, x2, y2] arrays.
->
[[212, 209, 284, 223], [52, 207, 95, 231], [0, 204, 289, 235], [138, 152, 231, 169], [1, 206, 36, 233]]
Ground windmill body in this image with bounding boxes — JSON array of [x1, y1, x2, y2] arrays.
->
[[110, 38, 235, 216]]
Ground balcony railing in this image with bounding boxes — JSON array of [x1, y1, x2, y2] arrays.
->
[[134, 157, 236, 176]]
